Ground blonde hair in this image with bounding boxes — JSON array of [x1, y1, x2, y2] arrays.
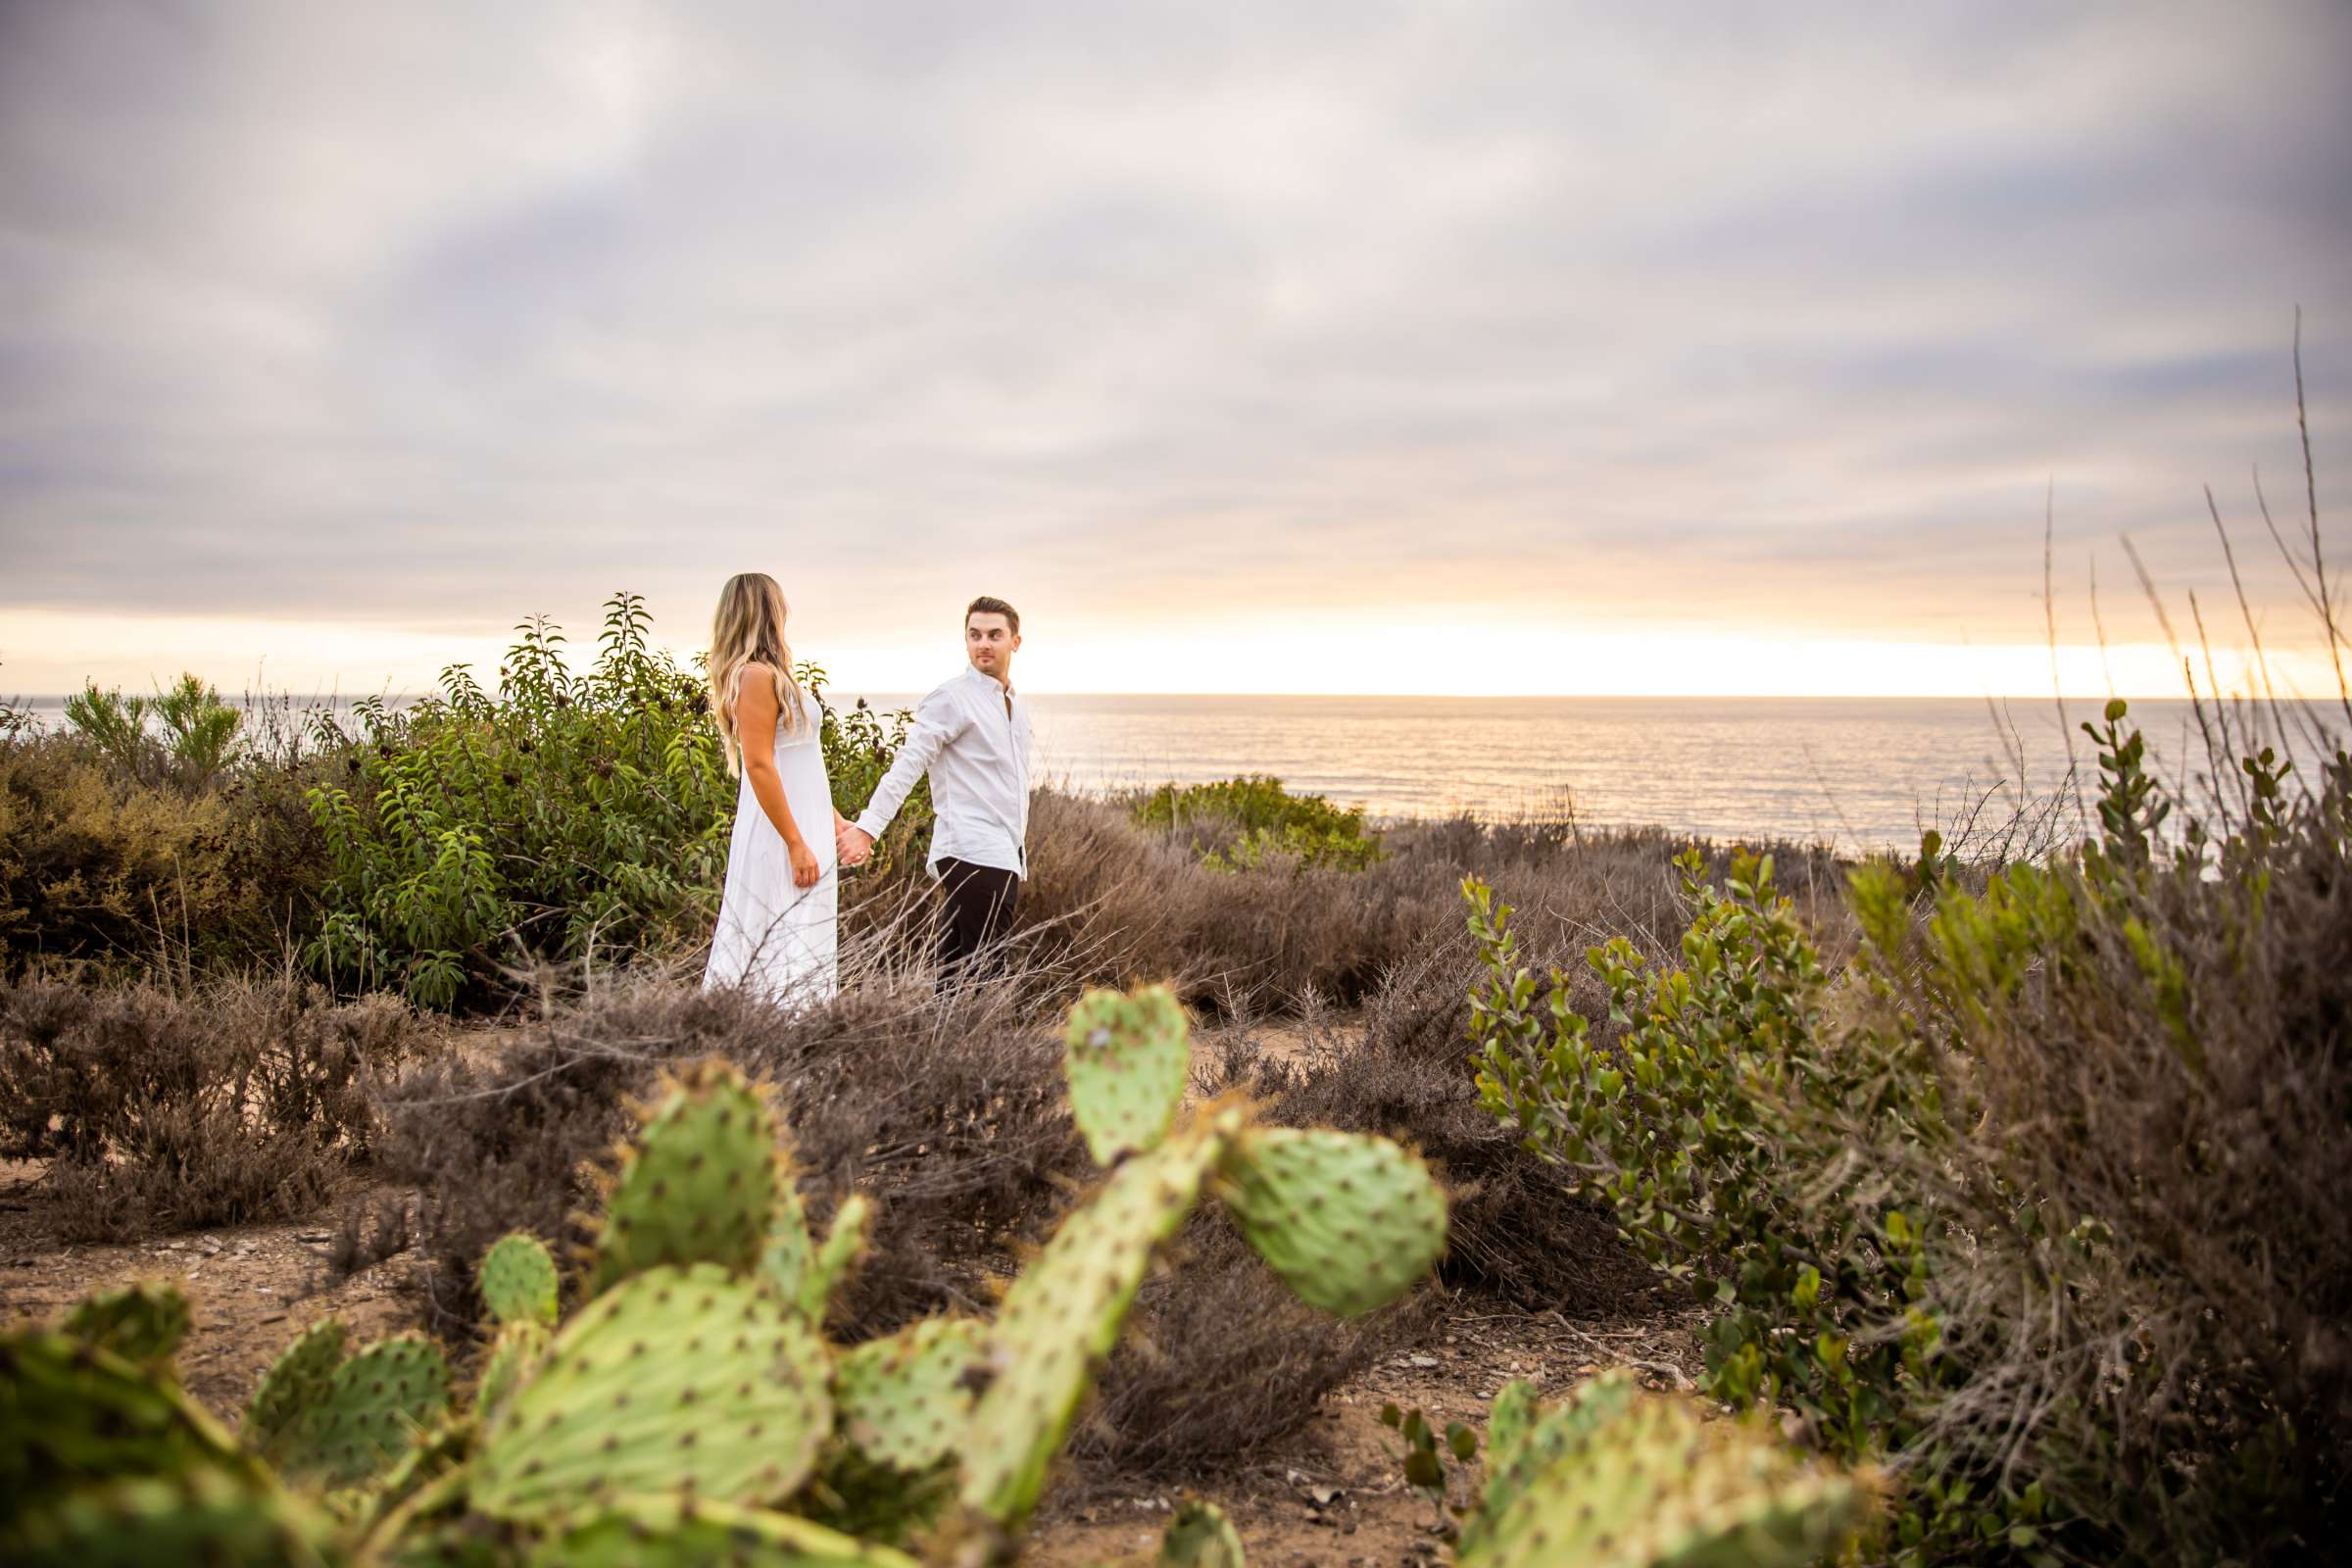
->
[[708, 572, 810, 774]]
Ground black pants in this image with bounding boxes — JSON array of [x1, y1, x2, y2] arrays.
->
[[937, 858, 1021, 985]]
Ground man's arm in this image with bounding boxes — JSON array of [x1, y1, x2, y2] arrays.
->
[[850, 684, 967, 844]]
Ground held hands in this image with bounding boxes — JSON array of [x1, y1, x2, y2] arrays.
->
[[835, 821, 875, 868]]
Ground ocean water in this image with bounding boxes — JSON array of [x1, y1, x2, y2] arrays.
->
[[18, 691, 2337, 855], [929, 693, 2337, 854]]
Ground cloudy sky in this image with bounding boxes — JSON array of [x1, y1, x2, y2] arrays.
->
[[3, 1, 2348, 697]]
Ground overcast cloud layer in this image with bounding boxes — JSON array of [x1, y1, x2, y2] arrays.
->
[[3, 1, 2349, 692]]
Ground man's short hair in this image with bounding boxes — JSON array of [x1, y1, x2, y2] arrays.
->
[[966, 596, 1020, 635]]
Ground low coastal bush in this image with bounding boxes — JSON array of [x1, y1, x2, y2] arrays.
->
[[0, 975, 432, 1240], [1133, 772, 1386, 871], [1469, 697, 2352, 1564]]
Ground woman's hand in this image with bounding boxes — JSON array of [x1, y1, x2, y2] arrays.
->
[[788, 836, 821, 889]]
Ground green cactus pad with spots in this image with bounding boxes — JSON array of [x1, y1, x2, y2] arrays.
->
[[275, 1331, 451, 1489], [1, 1329, 252, 1498], [592, 1060, 783, 1294], [1484, 1378, 1544, 1476], [242, 1317, 350, 1462], [801, 1194, 872, 1321], [1456, 1377, 1871, 1568], [959, 1109, 1239, 1528], [1158, 1498, 1248, 1566], [479, 1233, 561, 1327], [520, 1495, 920, 1567], [836, 1316, 987, 1472], [1219, 1127, 1447, 1317], [5, 1463, 338, 1568], [762, 1180, 818, 1305], [60, 1281, 193, 1367], [1461, 1372, 1640, 1560], [474, 1319, 551, 1423], [470, 1262, 832, 1523], [1062, 985, 1193, 1163]]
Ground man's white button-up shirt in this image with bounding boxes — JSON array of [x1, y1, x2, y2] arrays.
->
[[853, 664, 1034, 878]]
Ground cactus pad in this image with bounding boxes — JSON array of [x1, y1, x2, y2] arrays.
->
[[591, 1060, 783, 1294], [1158, 1498, 1247, 1566], [5, 1464, 337, 1568], [520, 1495, 920, 1567], [275, 1332, 451, 1489], [1484, 1378, 1543, 1474], [474, 1319, 551, 1423], [243, 1317, 350, 1462], [802, 1194, 872, 1321], [1063, 985, 1193, 1163], [478, 1234, 560, 1328], [59, 1281, 193, 1368], [959, 1110, 1238, 1527], [836, 1316, 987, 1472], [1218, 1127, 1447, 1317], [1, 1329, 250, 1499], [1455, 1374, 1871, 1568], [470, 1262, 832, 1523]]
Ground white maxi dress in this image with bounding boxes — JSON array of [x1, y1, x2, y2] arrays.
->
[[702, 680, 838, 1007]]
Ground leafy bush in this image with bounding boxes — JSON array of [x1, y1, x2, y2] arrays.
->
[[302, 592, 930, 1007], [1468, 697, 2352, 1564], [1134, 774, 1386, 872], [0, 976, 431, 1240], [0, 731, 321, 978]]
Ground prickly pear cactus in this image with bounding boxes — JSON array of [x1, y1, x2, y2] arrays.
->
[[470, 1261, 832, 1523], [1158, 1498, 1247, 1566], [1455, 1373, 1871, 1568], [60, 1281, 193, 1367], [474, 1320, 550, 1424], [521, 1494, 919, 1567], [592, 1060, 783, 1294], [275, 1332, 452, 1490], [1063, 985, 1193, 1163], [5, 1463, 338, 1568], [801, 1194, 872, 1321], [1217, 1127, 1448, 1317], [2, 1328, 253, 1504], [478, 1234, 560, 1327], [1484, 1378, 1543, 1474], [836, 1316, 987, 1473], [1460, 1373, 1638, 1561], [243, 1318, 350, 1462], [959, 1108, 1241, 1529]]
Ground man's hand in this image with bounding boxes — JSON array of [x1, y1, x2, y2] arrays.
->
[[836, 823, 875, 867]]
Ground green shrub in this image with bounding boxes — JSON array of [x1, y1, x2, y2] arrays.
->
[[302, 592, 925, 1007], [1468, 699, 2352, 1564], [1134, 774, 1384, 872]]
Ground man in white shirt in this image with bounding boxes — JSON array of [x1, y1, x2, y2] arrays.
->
[[836, 597, 1034, 981]]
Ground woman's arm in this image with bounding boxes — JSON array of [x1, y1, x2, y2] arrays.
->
[[737, 665, 822, 889]]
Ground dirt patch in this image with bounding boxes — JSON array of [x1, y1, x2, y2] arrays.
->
[[0, 1159, 420, 1422]]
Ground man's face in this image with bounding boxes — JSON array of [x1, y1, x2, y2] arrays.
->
[[966, 612, 1020, 678]]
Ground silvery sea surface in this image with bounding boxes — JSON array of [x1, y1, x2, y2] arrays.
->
[[19, 691, 2340, 856], [954, 693, 2341, 854]]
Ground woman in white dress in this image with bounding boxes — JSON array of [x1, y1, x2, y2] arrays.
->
[[701, 572, 848, 1007]]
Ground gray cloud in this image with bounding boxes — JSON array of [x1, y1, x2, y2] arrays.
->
[[2, 0, 2348, 673]]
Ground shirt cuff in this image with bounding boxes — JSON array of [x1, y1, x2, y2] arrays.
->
[[853, 809, 887, 840]]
